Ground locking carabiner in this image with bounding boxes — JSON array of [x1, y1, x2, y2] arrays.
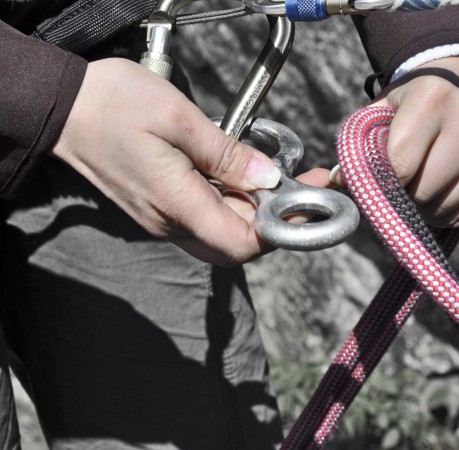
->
[[243, 0, 394, 21], [140, 0, 200, 79]]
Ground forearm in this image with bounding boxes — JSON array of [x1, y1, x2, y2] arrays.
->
[[0, 20, 87, 198]]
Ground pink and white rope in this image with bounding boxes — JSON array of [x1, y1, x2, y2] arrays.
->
[[281, 106, 459, 450]]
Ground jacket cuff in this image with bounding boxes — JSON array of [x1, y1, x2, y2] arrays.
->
[[0, 21, 87, 199], [352, 6, 459, 93]]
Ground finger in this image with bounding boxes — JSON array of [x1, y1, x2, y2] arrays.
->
[[168, 175, 272, 267], [373, 78, 457, 188], [148, 77, 281, 191], [170, 233, 272, 267], [328, 164, 344, 186], [418, 178, 459, 222], [164, 167, 268, 265], [420, 207, 459, 229], [406, 130, 459, 205], [421, 208, 459, 229], [296, 167, 331, 187], [220, 169, 331, 228], [222, 195, 256, 224]]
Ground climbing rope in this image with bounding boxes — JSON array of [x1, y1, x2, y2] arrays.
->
[[281, 106, 459, 449]]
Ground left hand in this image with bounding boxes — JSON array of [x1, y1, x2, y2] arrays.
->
[[371, 57, 459, 228]]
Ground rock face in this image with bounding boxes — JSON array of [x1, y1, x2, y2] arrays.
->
[[13, 4, 459, 449]]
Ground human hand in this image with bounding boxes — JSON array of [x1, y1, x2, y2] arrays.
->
[[371, 57, 459, 228], [53, 58, 330, 266]]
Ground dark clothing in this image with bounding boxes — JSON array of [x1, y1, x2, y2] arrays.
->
[[353, 8, 459, 88], [0, 20, 86, 199], [0, 158, 283, 450]]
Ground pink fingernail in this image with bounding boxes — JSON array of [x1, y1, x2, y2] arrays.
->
[[246, 157, 281, 189], [329, 164, 341, 184]]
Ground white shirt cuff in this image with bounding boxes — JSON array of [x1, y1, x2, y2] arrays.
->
[[390, 43, 459, 82]]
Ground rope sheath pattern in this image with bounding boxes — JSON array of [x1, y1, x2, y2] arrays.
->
[[281, 106, 459, 449], [339, 107, 459, 322]]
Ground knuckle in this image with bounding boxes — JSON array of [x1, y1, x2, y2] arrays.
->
[[411, 187, 434, 206], [388, 153, 413, 186], [166, 96, 190, 127], [207, 138, 250, 179], [414, 77, 452, 108]]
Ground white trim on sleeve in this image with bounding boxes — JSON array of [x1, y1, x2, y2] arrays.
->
[[391, 43, 459, 82]]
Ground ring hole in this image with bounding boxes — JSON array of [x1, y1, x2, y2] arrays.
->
[[280, 205, 333, 224]]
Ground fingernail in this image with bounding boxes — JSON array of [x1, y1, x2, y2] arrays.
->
[[246, 157, 281, 189], [329, 164, 341, 184]]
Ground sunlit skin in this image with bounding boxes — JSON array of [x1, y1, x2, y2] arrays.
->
[[333, 57, 459, 229], [53, 58, 330, 267]]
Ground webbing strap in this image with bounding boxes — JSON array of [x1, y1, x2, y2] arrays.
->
[[32, 0, 254, 53], [32, 0, 157, 53], [175, 6, 255, 25]]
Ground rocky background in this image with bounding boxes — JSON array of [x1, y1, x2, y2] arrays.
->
[[13, 3, 459, 449]]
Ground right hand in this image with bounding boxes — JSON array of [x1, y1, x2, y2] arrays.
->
[[53, 58, 330, 266]]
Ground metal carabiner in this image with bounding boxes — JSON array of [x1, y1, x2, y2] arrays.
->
[[219, 14, 294, 139], [140, 1, 294, 132], [214, 13, 359, 250], [140, 0, 200, 79], [243, 0, 394, 21]]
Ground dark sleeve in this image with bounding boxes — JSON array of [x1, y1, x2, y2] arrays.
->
[[0, 20, 87, 199], [352, 6, 459, 89]]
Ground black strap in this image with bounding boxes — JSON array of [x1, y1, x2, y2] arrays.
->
[[391, 67, 459, 89], [364, 71, 383, 99], [32, 0, 255, 55], [32, 0, 157, 53], [367, 67, 459, 100]]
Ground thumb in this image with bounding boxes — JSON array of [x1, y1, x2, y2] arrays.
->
[[158, 91, 281, 190]]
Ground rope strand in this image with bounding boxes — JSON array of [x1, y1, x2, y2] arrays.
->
[[281, 106, 459, 450]]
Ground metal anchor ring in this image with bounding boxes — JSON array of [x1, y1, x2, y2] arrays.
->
[[213, 117, 360, 250]]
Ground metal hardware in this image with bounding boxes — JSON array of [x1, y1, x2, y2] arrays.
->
[[243, 0, 395, 20], [219, 15, 294, 139], [140, 0, 200, 79], [141, 1, 360, 250], [213, 117, 360, 250]]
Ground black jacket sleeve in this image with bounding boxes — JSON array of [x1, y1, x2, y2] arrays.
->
[[0, 20, 87, 199], [353, 6, 459, 89]]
